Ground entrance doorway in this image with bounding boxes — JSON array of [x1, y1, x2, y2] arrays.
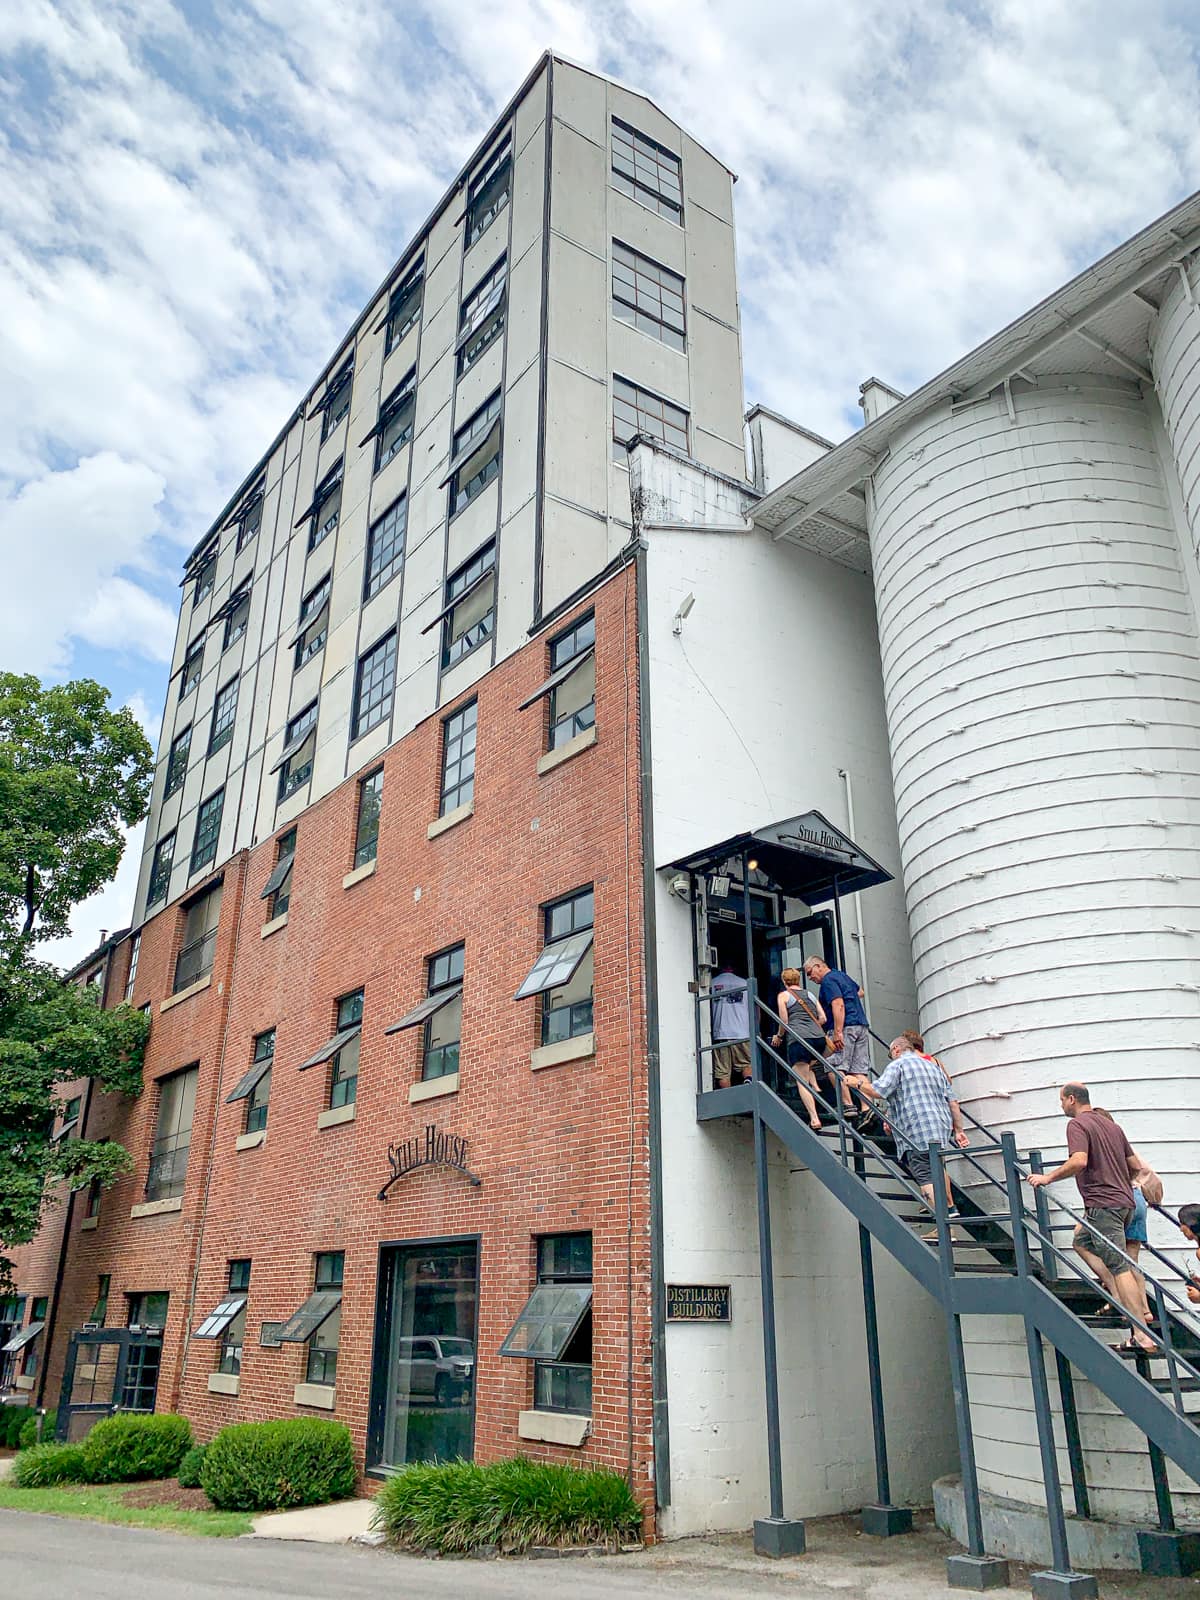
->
[[56, 1327, 164, 1441], [368, 1238, 479, 1471], [707, 899, 835, 1037]]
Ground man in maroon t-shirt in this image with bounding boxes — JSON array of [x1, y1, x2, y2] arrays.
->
[[1027, 1082, 1155, 1352]]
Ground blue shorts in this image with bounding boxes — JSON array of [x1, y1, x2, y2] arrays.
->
[[1125, 1187, 1148, 1245]]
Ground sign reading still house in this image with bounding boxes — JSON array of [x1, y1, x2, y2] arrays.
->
[[667, 1284, 731, 1322], [377, 1124, 481, 1201]]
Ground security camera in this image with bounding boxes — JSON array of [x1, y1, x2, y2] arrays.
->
[[672, 593, 696, 636], [667, 872, 690, 900]]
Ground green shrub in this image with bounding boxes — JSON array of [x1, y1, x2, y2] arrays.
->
[[201, 1419, 355, 1512], [176, 1443, 208, 1488], [0, 1406, 30, 1448], [13, 1441, 88, 1487], [374, 1457, 643, 1553], [81, 1413, 192, 1482], [17, 1410, 56, 1450]]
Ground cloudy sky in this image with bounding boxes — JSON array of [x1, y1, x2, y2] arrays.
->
[[4, 0, 1199, 967]]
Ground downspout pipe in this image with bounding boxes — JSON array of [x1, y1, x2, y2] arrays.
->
[[837, 768, 872, 1014]]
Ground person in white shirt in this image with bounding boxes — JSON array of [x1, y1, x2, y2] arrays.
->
[[711, 964, 750, 1089]]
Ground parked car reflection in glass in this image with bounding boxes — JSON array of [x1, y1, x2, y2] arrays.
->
[[396, 1335, 475, 1407]]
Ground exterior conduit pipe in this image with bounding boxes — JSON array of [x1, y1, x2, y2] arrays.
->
[[837, 768, 872, 1019]]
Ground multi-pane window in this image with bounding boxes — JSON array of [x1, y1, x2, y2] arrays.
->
[[192, 550, 216, 606], [222, 582, 251, 650], [612, 241, 686, 351], [90, 1275, 111, 1325], [612, 376, 689, 461], [293, 576, 331, 670], [611, 117, 683, 221], [85, 1177, 102, 1220], [439, 543, 495, 668], [515, 887, 595, 1046], [122, 1292, 167, 1412], [384, 268, 423, 355], [180, 639, 204, 699], [276, 702, 318, 801], [368, 370, 416, 474], [319, 359, 353, 442], [423, 944, 464, 1081], [165, 727, 191, 797], [297, 460, 343, 554], [145, 1065, 198, 1202], [449, 393, 501, 515], [173, 881, 222, 993], [22, 1296, 49, 1378], [351, 632, 396, 740], [364, 497, 406, 600], [306, 1252, 344, 1385], [457, 256, 507, 373], [218, 1261, 250, 1375], [466, 137, 511, 247], [233, 481, 264, 553], [207, 676, 238, 756], [190, 787, 225, 873], [353, 769, 383, 869], [147, 833, 175, 907], [126, 1291, 169, 1328], [499, 1232, 593, 1417], [440, 700, 477, 815], [262, 828, 296, 919], [330, 991, 363, 1108], [548, 613, 596, 750], [123, 931, 141, 1001], [246, 1033, 273, 1134]]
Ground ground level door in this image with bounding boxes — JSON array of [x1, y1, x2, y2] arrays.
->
[[56, 1328, 163, 1441], [367, 1238, 479, 1472]]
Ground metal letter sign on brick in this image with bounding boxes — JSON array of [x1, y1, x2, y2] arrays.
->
[[377, 1124, 481, 1200], [666, 1284, 731, 1322]]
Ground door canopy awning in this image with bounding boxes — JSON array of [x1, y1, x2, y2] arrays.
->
[[664, 810, 892, 906]]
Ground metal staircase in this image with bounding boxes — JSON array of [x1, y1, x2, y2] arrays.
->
[[696, 995, 1200, 1596]]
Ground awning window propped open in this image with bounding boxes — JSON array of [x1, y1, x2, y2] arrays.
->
[[259, 854, 294, 901], [517, 648, 595, 712], [297, 1025, 360, 1073], [384, 985, 463, 1034], [275, 1290, 342, 1343], [192, 1297, 247, 1339], [498, 1284, 592, 1360], [49, 1118, 78, 1144], [1, 1321, 44, 1355], [225, 1053, 274, 1105], [420, 565, 495, 635], [514, 930, 594, 1001]]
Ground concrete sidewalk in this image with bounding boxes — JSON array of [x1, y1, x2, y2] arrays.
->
[[250, 1495, 379, 1542]]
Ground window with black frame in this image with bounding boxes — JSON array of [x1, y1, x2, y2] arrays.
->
[[245, 1032, 273, 1133], [293, 575, 330, 670], [274, 702, 317, 801], [611, 241, 686, 351], [465, 138, 511, 246], [447, 395, 500, 516], [147, 832, 175, 907], [517, 612, 595, 752], [296, 460, 343, 554], [367, 374, 416, 474], [192, 548, 216, 606], [383, 269, 423, 355], [193, 1262, 250, 1378], [180, 638, 204, 699], [422, 945, 463, 1080], [222, 580, 252, 649], [499, 1233, 593, 1416], [122, 1291, 167, 1412], [351, 632, 396, 740], [364, 497, 406, 599], [436, 544, 495, 669], [353, 770, 383, 868], [457, 256, 507, 374], [173, 881, 222, 993], [124, 931, 141, 1001], [164, 727, 191, 797], [439, 700, 476, 815], [306, 1252, 344, 1384], [514, 887, 594, 1046], [329, 991, 362, 1108], [190, 787, 225, 873], [612, 375, 688, 462], [319, 360, 354, 442], [261, 828, 296, 920], [233, 481, 264, 553], [145, 1068, 197, 1203], [610, 118, 682, 221], [207, 676, 239, 755]]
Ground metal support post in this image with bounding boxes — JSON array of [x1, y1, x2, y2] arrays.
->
[[1002, 1134, 1097, 1600], [854, 1150, 912, 1537], [1052, 1351, 1091, 1522], [1027, 1153, 1057, 1282]]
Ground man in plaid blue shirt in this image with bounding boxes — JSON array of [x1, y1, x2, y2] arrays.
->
[[848, 1039, 969, 1219]]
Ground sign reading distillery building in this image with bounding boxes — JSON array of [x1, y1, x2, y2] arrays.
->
[[377, 1124, 481, 1200], [666, 1284, 732, 1322]]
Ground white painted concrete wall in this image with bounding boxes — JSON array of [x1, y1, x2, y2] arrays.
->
[[639, 448, 956, 1535]]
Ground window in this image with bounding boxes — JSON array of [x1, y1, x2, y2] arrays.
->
[[123, 931, 141, 1001], [515, 887, 595, 1045], [190, 788, 225, 873], [173, 881, 222, 992], [611, 117, 682, 221], [275, 701, 318, 801], [448, 393, 501, 516], [207, 676, 239, 756], [436, 542, 495, 669], [457, 256, 506, 374], [293, 576, 330, 670], [383, 269, 423, 354], [20, 1298, 49, 1378], [439, 699, 477, 815], [351, 632, 396, 740], [85, 1177, 102, 1220], [246, 1032, 274, 1134], [57, 1095, 81, 1139], [500, 1232, 593, 1416], [261, 828, 296, 919], [466, 137, 511, 246], [222, 582, 251, 649], [364, 497, 406, 600], [122, 1293, 167, 1412], [145, 1066, 198, 1202], [232, 481, 264, 553], [165, 727, 191, 797], [424, 945, 463, 1080], [520, 612, 597, 750], [192, 550, 216, 606], [329, 991, 363, 1108], [318, 359, 353, 442], [90, 1275, 110, 1326], [276, 1253, 344, 1386], [612, 241, 686, 351], [194, 1262, 250, 1376], [296, 460, 343, 554], [86, 967, 103, 989], [353, 770, 383, 869], [147, 833, 175, 907], [612, 376, 688, 461], [369, 373, 416, 474], [180, 639, 204, 700], [127, 1291, 169, 1329]]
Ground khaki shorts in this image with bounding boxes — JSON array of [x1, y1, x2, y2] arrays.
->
[[714, 1040, 750, 1083], [825, 1023, 870, 1076]]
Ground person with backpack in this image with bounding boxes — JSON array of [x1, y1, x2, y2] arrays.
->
[[770, 967, 824, 1130]]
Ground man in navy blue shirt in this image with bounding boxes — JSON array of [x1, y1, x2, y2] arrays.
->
[[803, 955, 871, 1112]]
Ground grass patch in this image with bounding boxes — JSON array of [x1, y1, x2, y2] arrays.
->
[[0, 1479, 253, 1537], [374, 1457, 643, 1554]]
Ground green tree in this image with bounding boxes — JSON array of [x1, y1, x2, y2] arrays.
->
[[0, 674, 155, 1282]]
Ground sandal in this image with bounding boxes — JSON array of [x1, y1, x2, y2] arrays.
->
[[1114, 1340, 1156, 1355]]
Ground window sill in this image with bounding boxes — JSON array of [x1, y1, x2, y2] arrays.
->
[[518, 1409, 591, 1447], [537, 726, 597, 776], [14, 1375, 36, 1393], [236, 1129, 266, 1151], [130, 1196, 183, 1219], [208, 1372, 240, 1396], [294, 1382, 336, 1411], [342, 859, 377, 890], [530, 1033, 595, 1072], [409, 1072, 459, 1104], [427, 801, 473, 840], [160, 974, 212, 1012], [80, 1216, 99, 1232], [261, 912, 289, 939], [317, 1103, 356, 1130]]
